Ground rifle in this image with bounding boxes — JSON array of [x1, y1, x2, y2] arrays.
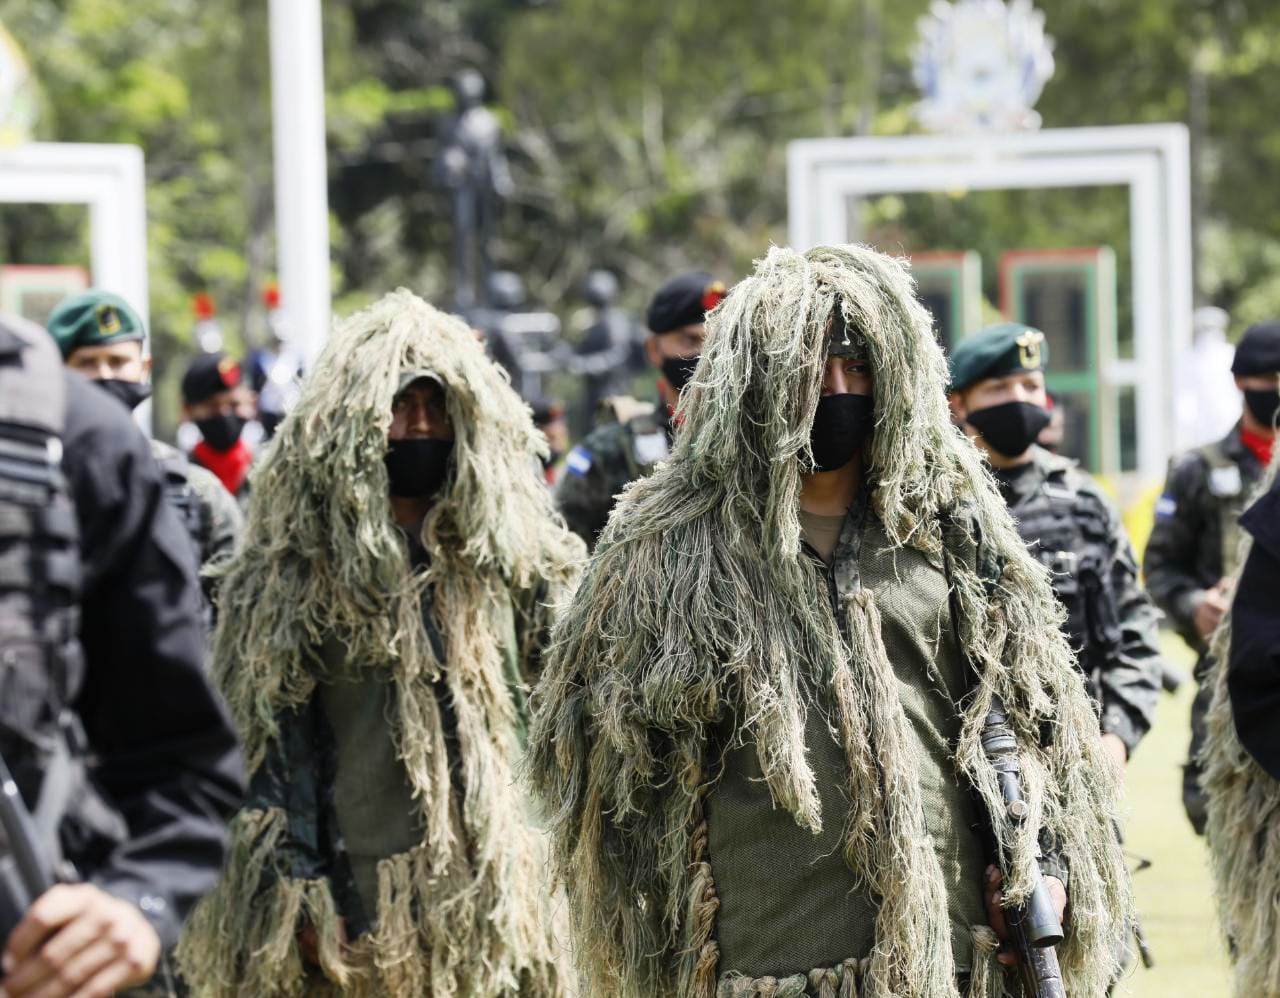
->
[[0, 749, 58, 946], [980, 696, 1066, 998]]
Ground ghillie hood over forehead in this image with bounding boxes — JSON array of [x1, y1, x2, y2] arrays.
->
[[259, 287, 569, 585], [640, 243, 978, 558]]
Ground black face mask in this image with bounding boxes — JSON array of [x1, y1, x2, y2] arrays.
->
[[385, 438, 454, 499], [660, 355, 700, 394], [966, 400, 1051, 459], [809, 394, 874, 472], [94, 379, 152, 412], [196, 413, 246, 452], [1244, 387, 1280, 430]]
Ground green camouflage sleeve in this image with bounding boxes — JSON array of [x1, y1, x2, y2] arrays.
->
[[248, 700, 329, 883], [1143, 455, 1210, 647], [186, 462, 245, 570], [555, 434, 626, 550], [1097, 500, 1162, 753]]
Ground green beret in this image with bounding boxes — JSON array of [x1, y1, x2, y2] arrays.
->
[[46, 290, 145, 359], [948, 322, 1048, 392]]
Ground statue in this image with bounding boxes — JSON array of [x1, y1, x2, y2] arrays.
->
[[437, 69, 514, 310]]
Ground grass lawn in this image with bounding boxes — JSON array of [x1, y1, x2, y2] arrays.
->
[[1114, 634, 1231, 997]]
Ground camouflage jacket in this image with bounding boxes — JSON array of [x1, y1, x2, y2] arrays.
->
[[994, 448, 1161, 754], [555, 402, 671, 549], [1144, 423, 1264, 654], [150, 439, 243, 607]]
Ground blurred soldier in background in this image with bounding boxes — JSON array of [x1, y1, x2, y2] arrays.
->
[[244, 283, 303, 441], [181, 352, 257, 503], [1145, 320, 1280, 834], [47, 291, 243, 615], [0, 314, 243, 997], [570, 269, 637, 422], [530, 398, 569, 485], [555, 270, 726, 548], [949, 323, 1162, 771]]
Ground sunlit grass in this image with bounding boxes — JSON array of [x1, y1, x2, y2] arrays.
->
[[1115, 633, 1231, 997]]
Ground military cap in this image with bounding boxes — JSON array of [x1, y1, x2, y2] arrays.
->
[[646, 272, 727, 334], [827, 305, 868, 359], [395, 368, 442, 396], [948, 322, 1049, 392], [1232, 321, 1280, 376], [46, 290, 145, 359], [182, 351, 243, 405]]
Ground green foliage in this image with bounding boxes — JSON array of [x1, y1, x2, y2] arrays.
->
[[3, 0, 1280, 431]]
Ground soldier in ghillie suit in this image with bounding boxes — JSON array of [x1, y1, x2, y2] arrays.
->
[[556, 271, 726, 549], [948, 323, 1162, 768], [529, 245, 1132, 998], [1145, 320, 1279, 833], [176, 290, 583, 997], [1202, 452, 1280, 998]]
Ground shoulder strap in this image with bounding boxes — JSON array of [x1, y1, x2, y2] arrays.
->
[[0, 316, 65, 437]]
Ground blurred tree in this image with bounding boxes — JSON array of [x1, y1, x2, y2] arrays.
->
[[0, 0, 274, 433], [3, 0, 1280, 435]]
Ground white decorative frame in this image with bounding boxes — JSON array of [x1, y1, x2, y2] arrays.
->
[[787, 123, 1192, 479], [0, 142, 148, 332]]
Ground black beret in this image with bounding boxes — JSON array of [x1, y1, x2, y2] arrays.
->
[[948, 322, 1048, 392], [182, 351, 243, 404], [646, 271, 726, 335], [1232, 322, 1280, 376]]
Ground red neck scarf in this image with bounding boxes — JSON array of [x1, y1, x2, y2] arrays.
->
[[1241, 426, 1275, 469], [193, 439, 253, 496]]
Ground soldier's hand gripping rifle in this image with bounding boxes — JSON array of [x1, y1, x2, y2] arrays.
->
[[980, 696, 1066, 998], [0, 749, 58, 946]]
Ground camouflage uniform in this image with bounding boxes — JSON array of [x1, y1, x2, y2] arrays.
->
[[555, 401, 671, 548], [150, 439, 243, 611], [994, 447, 1161, 755], [705, 495, 1063, 993], [1144, 422, 1265, 832]]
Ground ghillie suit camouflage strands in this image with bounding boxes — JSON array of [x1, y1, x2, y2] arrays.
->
[[529, 245, 1132, 997], [176, 289, 582, 996], [1202, 453, 1280, 998]]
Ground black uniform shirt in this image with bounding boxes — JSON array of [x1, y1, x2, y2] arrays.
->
[[61, 372, 245, 947], [1227, 475, 1280, 779]]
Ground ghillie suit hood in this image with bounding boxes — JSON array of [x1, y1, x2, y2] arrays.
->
[[1203, 452, 1280, 997], [529, 245, 1132, 997], [177, 289, 583, 996]]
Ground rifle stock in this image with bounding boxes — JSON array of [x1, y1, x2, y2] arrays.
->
[[980, 696, 1067, 998]]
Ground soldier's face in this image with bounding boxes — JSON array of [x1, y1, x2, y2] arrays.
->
[[821, 355, 873, 396], [66, 341, 149, 383], [953, 370, 1047, 422], [185, 384, 258, 423], [645, 324, 706, 366], [1235, 372, 1280, 393], [389, 379, 454, 442]]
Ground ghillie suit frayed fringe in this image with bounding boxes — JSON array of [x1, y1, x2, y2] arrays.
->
[[1203, 453, 1280, 998], [176, 290, 583, 997], [528, 244, 1132, 997]]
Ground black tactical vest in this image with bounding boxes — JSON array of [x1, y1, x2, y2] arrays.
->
[[0, 319, 85, 809], [1008, 468, 1119, 700]]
